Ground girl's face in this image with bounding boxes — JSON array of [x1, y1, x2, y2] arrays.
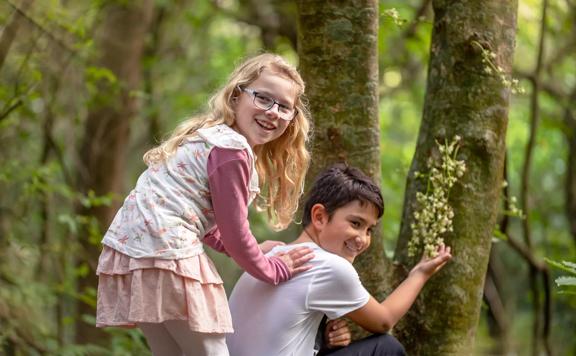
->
[[232, 70, 296, 148]]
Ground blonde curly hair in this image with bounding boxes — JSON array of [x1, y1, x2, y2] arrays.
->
[[143, 53, 312, 230]]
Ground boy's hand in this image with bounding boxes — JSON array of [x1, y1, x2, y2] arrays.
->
[[324, 318, 351, 348], [274, 246, 315, 276], [410, 244, 452, 279], [259, 240, 285, 254]]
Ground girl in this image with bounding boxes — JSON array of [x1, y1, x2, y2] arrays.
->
[[95, 53, 315, 355]]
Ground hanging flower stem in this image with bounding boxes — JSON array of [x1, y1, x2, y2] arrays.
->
[[408, 136, 467, 258]]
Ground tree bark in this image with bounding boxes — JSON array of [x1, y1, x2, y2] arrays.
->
[[75, 0, 154, 344], [393, 1, 518, 354], [296, 0, 392, 301]]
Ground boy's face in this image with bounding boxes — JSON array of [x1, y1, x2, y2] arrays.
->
[[316, 200, 379, 263]]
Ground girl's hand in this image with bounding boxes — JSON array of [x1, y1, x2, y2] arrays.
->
[[259, 240, 285, 254], [324, 318, 351, 348], [410, 244, 452, 279], [274, 246, 314, 276]]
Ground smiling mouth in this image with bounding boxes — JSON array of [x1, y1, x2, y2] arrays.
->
[[345, 240, 362, 253], [255, 119, 276, 131]]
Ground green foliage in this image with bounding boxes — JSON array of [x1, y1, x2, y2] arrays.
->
[[382, 8, 408, 27], [545, 258, 576, 297]]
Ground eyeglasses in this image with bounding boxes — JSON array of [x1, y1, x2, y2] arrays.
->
[[238, 86, 298, 121]]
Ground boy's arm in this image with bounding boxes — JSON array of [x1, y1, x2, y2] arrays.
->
[[346, 245, 452, 333]]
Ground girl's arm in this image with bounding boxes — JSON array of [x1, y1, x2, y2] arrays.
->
[[203, 227, 285, 255], [202, 227, 228, 255], [207, 147, 312, 285], [346, 245, 452, 333]]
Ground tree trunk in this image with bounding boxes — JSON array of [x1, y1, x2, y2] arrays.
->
[[0, 0, 34, 72], [483, 246, 511, 354], [75, 0, 154, 344], [296, 0, 392, 301], [392, 1, 518, 354]]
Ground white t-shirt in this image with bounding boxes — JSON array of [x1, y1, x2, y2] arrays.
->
[[227, 242, 370, 356]]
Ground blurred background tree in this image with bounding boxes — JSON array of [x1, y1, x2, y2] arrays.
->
[[0, 0, 574, 355]]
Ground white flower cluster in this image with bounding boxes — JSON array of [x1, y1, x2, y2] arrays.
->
[[505, 195, 525, 219], [383, 8, 407, 26], [499, 180, 525, 219], [408, 136, 466, 258], [474, 41, 525, 95]]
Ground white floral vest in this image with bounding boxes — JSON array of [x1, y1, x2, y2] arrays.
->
[[101, 124, 259, 259]]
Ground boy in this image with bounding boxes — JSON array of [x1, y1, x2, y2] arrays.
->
[[227, 164, 452, 355]]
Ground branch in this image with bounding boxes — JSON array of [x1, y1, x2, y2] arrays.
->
[[0, 0, 35, 71], [402, 0, 432, 39], [519, 0, 550, 352], [514, 70, 567, 102], [564, 87, 576, 244], [505, 232, 544, 270], [541, 268, 553, 356], [543, 36, 576, 75], [521, 1, 548, 236], [210, 0, 297, 50], [5, 0, 79, 57], [0, 26, 43, 122], [0, 99, 23, 122], [483, 249, 511, 353]]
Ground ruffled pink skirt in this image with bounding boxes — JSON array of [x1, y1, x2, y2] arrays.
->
[[96, 246, 233, 333]]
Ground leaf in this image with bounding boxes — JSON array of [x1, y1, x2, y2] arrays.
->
[[545, 258, 576, 275], [85, 66, 117, 84], [57, 214, 78, 234], [555, 276, 576, 287], [492, 228, 508, 241], [561, 261, 576, 272]]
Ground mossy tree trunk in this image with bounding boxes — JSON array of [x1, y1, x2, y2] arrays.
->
[[296, 0, 392, 299], [75, 0, 154, 344], [392, 1, 518, 354]]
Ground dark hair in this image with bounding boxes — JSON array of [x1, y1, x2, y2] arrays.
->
[[301, 164, 384, 227]]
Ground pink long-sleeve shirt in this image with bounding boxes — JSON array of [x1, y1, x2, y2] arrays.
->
[[203, 147, 291, 285]]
